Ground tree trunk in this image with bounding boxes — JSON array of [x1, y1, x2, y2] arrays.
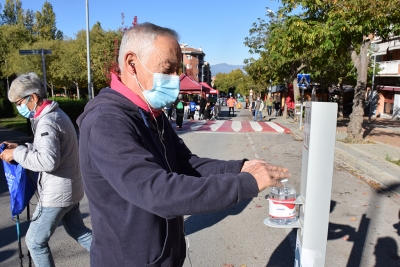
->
[[338, 83, 344, 118], [293, 77, 300, 103], [345, 42, 369, 143]]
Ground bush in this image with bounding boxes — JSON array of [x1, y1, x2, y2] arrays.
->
[[0, 97, 88, 126], [0, 98, 18, 118], [50, 97, 88, 126]]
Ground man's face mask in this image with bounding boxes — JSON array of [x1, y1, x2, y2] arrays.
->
[[134, 56, 180, 110]]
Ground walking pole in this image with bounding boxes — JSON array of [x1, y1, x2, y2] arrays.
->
[[27, 204, 32, 267], [16, 215, 24, 267]]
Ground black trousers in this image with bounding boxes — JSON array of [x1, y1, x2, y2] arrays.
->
[[228, 107, 234, 117], [176, 114, 184, 128]]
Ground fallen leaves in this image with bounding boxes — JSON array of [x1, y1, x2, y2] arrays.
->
[[350, 217, 357, 221]]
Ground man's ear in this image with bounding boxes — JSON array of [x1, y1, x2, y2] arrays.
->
[[124, 52, 137, 74]]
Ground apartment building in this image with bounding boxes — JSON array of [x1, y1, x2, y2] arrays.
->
[[180, 44, 211, 85], [371, 38, 400, 118]]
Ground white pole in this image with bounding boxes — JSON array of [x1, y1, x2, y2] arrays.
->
[[297, 102, 337, 267], [86, 0, 92, 99]]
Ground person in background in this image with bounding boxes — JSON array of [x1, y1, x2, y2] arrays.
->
[[254, 96, 264, 122], [204, 98, 213, 120], [199, 94, 206, 120], [227, 96, 236, 118], [175, 94, 185, 128], [266, 97, 273, 116], [77, 22, 290, 267], [274, 98, 281, 116], [188, 98, 196, 121], [167, 103, 174, 120], [0, 72, 92, 267], [250, 98, 256, 119]]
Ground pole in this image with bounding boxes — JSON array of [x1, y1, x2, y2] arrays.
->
[[41, 49, 47, 94], [86, 0, 92, 99], [299, 87, 304, 129], [4, 59, 9, 96], [368, 54, 376, 124]]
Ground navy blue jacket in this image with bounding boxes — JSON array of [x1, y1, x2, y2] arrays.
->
[[77, 88, 258, 267]]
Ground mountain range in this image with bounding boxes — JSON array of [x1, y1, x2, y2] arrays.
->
[[210, 63, 245, 75]]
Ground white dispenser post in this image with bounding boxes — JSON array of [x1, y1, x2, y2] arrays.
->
[[296, 102, 337, 267], [264, 102, 338, 267]]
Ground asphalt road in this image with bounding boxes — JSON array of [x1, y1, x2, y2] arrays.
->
[[1, 127, 399, 266]]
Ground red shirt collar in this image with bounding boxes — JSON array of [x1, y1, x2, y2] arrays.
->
[[110, 73, 161, 117], [34, 100, 52, 118]]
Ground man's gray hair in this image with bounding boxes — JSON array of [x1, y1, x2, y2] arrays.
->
[[8, 72, 47, 102], [118, 22, 179, 72]]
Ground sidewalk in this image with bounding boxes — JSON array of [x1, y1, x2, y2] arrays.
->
[[223, 106, 400, 194], [262, 111, 400, 195]]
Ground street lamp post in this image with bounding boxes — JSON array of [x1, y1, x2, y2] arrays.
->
[[369, 43, 380, 123], [3, 59, 9, 95], [19, 49, 52, 94], [201, 64, 204, 83], [86, 0, 92, 99]]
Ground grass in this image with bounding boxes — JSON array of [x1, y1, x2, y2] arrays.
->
[[0, 116, 30, 134], [385, 155, 400, 166]]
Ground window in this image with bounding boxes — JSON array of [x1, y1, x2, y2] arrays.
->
[[186, 55, 191, 59], [196, 65, 198, 69]]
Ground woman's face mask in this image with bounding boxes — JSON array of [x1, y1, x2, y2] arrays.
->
[[16, 96, 36, 118], [135, 57, 180, 110]]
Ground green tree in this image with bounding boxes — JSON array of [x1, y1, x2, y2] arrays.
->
[[279, 0, 400, 142], [33, 1, 63, 40], [1, 0, 23, 25]]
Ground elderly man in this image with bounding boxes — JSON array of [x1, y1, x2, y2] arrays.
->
[[0, 73, 92, 267], [77, 22, 290, 267]]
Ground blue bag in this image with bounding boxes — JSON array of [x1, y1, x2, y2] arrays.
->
[[0, 143, 38, 216]]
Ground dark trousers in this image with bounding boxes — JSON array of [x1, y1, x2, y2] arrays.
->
[[176, 114, 184, 128], [228, 107, 234, 117], [188, 111, 195, 120], [267, 106, 272, 116]]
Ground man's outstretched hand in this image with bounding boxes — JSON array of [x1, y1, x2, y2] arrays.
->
[[241, 159, 291, 192]]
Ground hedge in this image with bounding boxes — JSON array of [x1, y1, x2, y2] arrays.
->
[[0, 98, 18, 118], [0, 97, 88, 126]]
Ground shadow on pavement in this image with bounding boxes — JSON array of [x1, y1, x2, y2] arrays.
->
[[265, 229, 296, 267], [184, 199, 251, 235]]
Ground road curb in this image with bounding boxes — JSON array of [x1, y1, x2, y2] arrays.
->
[[335, 146, 400, 195]]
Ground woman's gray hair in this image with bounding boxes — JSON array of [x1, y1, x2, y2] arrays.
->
[[118, 22, 179, 72], [8, 72, 47, 102]]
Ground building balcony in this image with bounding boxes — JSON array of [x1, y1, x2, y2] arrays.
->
[[376, 60, 400, 76]]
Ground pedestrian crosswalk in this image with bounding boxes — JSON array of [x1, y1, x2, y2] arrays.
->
[[170, 120, 290, 133]]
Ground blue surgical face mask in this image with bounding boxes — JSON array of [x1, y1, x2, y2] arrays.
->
[[135, 57, 180, 110], [16, 96, 36, 118]]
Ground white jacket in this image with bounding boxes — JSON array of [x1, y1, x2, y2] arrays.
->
[[13, 101, 84, 207], [255, 100, 264, 111]]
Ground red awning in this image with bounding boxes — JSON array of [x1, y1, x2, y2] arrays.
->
[[377, 85, 400, 92], [200, 82, 218, 94], [180, 74, 209, 93]]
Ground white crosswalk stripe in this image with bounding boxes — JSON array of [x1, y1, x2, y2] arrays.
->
[[231, 121, 242, 132], [265, 122, 285, 133], [249, 121, 263, 131]]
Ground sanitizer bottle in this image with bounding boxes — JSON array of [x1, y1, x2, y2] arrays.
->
[[268, 179, 297, 225]]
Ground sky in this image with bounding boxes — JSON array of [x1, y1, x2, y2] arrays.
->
[[1, 0, 284, 65]]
